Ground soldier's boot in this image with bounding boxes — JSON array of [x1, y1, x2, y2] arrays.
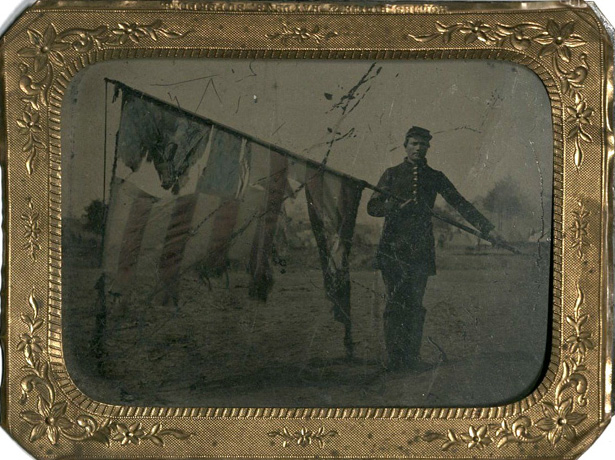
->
[[403, 308, 434, 373], [383, 304, 406, 371]]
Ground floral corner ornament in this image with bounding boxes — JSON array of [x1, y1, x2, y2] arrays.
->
[[409, 18, 593, 169], [18, 289, 194, 447], [534, 20, 586, 63], [420, 402, 588, 453], [268, 426, 338, 448], [419, 278, 592, 452], [408, 18, 588, 93], [16, 21, 189, 175], [408, 19, 585, 59]]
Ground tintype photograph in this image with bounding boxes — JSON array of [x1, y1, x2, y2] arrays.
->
[[61, 58, 553, 409]]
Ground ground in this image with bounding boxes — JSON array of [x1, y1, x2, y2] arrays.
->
[[62, 245, 550, 408]]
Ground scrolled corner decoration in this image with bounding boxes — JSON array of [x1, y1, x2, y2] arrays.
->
[[409, 18, 593, 169], [16, 21, 189, 175], [268, 426, 338, 448], [18, 289, 194, 447], [266, 23, 339, 45]]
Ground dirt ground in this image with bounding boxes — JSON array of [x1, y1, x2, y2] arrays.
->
[[62, 246, 550, 408]]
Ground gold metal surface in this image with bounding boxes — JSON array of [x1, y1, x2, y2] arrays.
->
[[0, 1, 613, 459]]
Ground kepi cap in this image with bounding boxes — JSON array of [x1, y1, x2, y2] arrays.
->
[[405, 126, 432, 142]]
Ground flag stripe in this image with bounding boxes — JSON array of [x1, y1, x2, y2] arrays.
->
[[133, 197, 176, 283], [117, 190, 156, 285], [205, 198, 242, 270], [103, 179, 137, 277], [338, 177, 362, 264], [226, 187, 266, 262], [323, 174, 344, 233], [305, 166, 325, 217], [159, 194, 199, 284], [236, 139, 251, 198], [182, 193, 220, 269], [249, 151, 288, 298], [305, 170, 329, 257]]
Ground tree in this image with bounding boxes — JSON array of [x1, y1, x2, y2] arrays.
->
[[482, 177, 530, 231], [83, 200, 107, 236]]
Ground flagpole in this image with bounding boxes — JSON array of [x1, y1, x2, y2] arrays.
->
[[104, 79, 370, 190], [366, 182, 521, 254], [103, 80, 109, 206], [104, 79, 519, 253]]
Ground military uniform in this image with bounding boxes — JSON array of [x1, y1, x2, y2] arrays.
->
[[367, 158, 494, 369]]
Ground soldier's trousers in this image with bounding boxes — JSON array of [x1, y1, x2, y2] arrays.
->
[[380, 264, 429, 367]]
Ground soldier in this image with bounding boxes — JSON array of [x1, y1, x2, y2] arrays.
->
[[367, 126, 496, 371]]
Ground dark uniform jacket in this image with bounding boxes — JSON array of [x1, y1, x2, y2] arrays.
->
[[367, 160, 494, 275]]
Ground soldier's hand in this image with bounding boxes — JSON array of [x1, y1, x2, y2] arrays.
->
[[383, 199, 400, 213]]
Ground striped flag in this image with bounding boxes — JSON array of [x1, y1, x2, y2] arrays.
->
[[102, 83, 365, 327], [102, 145, 267, 303], [103, 179, 200, 301], [103, 126, 288, 303]]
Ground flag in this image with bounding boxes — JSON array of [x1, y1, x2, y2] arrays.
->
[[102, 143, 266, 303], [103, 102, 289, 303], [104, 87, 258, 302], [305, 167, 363, 329], [198, 127, 250, 198], [103, 179, 200, 302], [247, 144, 289, 300], [114, 90, 212, 196], [103, 82, 366, 330]]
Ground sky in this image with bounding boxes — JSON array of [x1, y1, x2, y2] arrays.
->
[[62, 58, 553, 229]]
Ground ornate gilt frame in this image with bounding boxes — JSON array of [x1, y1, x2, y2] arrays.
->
[[0, 1, 613, 459]]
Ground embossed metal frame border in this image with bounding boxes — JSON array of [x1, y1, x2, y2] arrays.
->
[[0, 1, 613, 459]]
